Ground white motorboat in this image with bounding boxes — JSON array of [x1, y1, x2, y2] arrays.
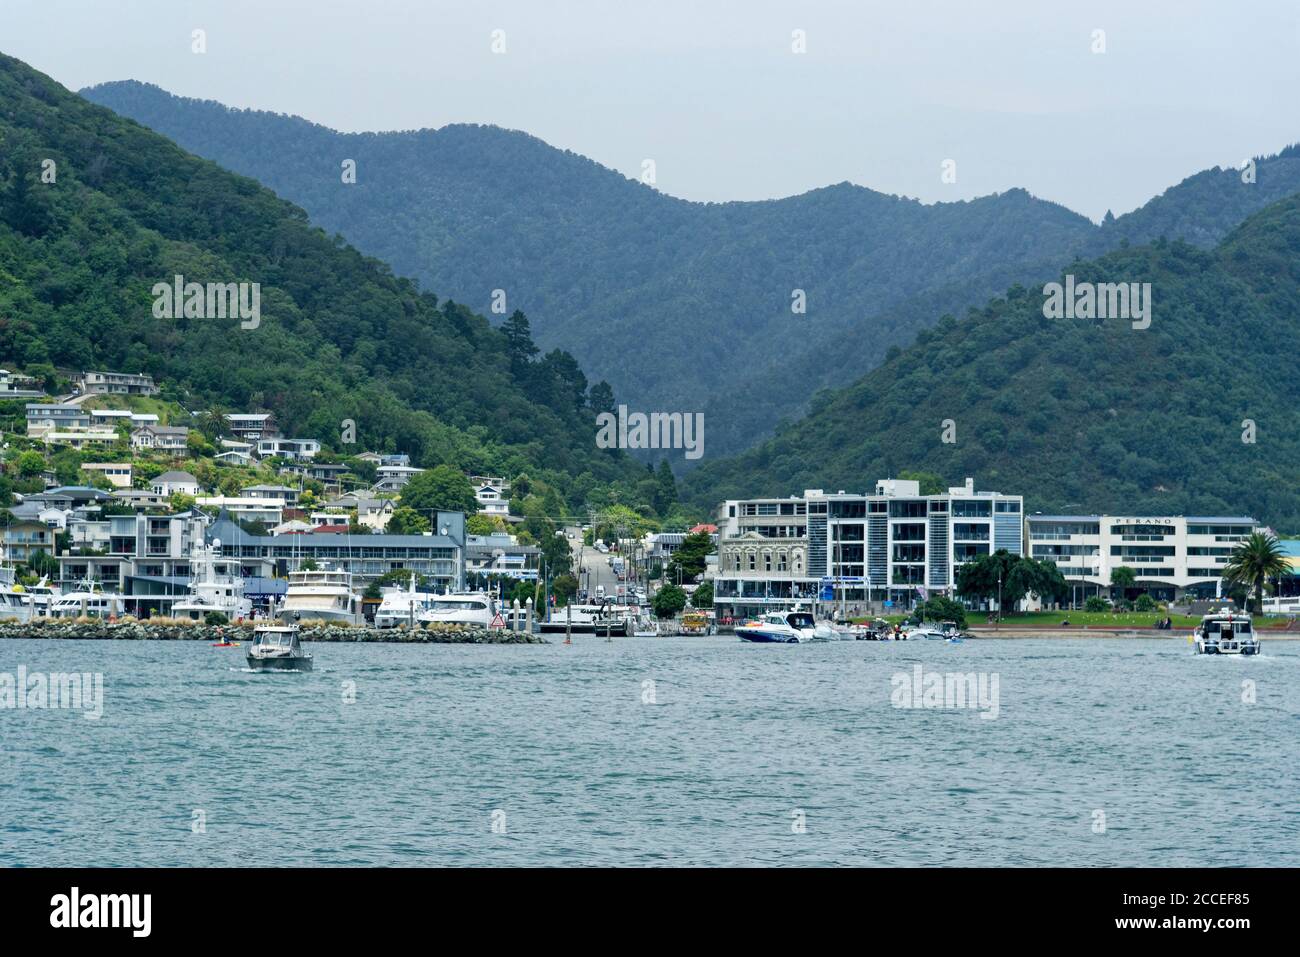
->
[[246, 623, 313, 672], [49, 584, 124, 620], [416, 592, 498, 628], [736, 610, 835, 643], [172, 541, 252, 622], [277, 566, 363, 625], [1192, 610, 1260, 655], [373, 579, 437, 628], [0, 568, 57, 622]]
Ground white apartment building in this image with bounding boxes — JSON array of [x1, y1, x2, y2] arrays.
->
[[714, 477, 1023, 619], [1025, 514, 1258, 603]]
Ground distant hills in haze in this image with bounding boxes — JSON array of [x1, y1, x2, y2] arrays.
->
[[80, 79, 1300, 460]]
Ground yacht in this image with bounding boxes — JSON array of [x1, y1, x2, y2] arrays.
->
[[416, 592, 498, 628], [373, 580, 438, 628], [49, 583, 124, 620], [246, 623, 313, 672], [736, 610, 834, 643], [0, 568, 57, 622], [277, 567, 363, 625], [172, 542, 252, 622], [1192, 610, 1260, 655]]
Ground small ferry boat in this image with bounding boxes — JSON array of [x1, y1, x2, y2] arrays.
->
[[277, 567, 363, 625], [736, 610, 834, 643], [246, 623, 313, 672], [417, 592, 498, 628], [538, 601, 636, 635], [1192, 610, 1259, 656]]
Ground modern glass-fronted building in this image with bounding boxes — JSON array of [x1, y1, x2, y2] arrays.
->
[[714, 477, 1023, 619]]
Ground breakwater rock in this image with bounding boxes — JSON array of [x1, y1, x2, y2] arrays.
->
[[0, 619, 546, 644]]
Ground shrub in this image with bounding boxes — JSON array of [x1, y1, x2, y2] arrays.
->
[[204, 611, 229, 626], [1084, 596, 1109, 613]]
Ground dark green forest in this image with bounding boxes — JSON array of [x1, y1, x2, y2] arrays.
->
[[683, 194, 1300, 528], [86, 81, 1300, 460], [0, 53, 650, 510]]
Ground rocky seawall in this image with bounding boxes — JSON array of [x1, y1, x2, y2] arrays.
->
[[0, 619, 546, 644]]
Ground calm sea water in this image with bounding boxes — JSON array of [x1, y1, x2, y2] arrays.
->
[[2, 636, 1296, 867]]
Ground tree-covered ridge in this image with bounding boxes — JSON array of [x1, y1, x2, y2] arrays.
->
[[683, 193, 1300, 528], [0, 52, 647, 509], [80, 80, 1300, 460]]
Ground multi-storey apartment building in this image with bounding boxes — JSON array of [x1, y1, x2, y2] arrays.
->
[[714, 477, 1023, 619], [1025, 514, 1258, 603], [78, 371, 159, 396]]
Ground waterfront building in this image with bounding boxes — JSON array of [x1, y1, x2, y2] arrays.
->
[[713, 477, 1023, 619], [204, 511, 467, 589], [57, 510, 209, 606], [1024, 513, 1258, 603], [465, 531, 540, 582]]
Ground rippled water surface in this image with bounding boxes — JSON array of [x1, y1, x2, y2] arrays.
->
[[2, 636, 1296, 866]]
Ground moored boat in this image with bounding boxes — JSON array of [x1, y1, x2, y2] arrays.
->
[[736, 610, 834, 643], [416, 592, 498, 628], [277, 566, 363, 625]]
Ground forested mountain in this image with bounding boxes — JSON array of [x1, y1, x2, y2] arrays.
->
[[682, 194, 1300, 528], [80, 82, 1300, 461], [0, 53, 647, 508]]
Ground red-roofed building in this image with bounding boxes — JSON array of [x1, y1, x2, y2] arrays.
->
[[689, 523, 718, 535]]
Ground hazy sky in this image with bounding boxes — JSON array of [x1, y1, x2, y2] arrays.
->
[[6, 0, 1298, 221]]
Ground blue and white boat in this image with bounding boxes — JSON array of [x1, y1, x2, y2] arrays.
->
[[736, 610, 834, 643]]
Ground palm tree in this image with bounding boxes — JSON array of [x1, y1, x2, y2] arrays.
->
[[1222, 532, 1289, 614], [1109, 566, 1136, 605]]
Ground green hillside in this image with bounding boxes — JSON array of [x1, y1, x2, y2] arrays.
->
[[79, 80, 1300, 460], [682, 194, 1300, 528], [0, 52, 648, 509]]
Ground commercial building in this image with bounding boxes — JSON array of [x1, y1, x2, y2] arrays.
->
[[205, 511, 467, 590], [1025, 514, 1259, 603], [713, 477, 1023, 619]]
